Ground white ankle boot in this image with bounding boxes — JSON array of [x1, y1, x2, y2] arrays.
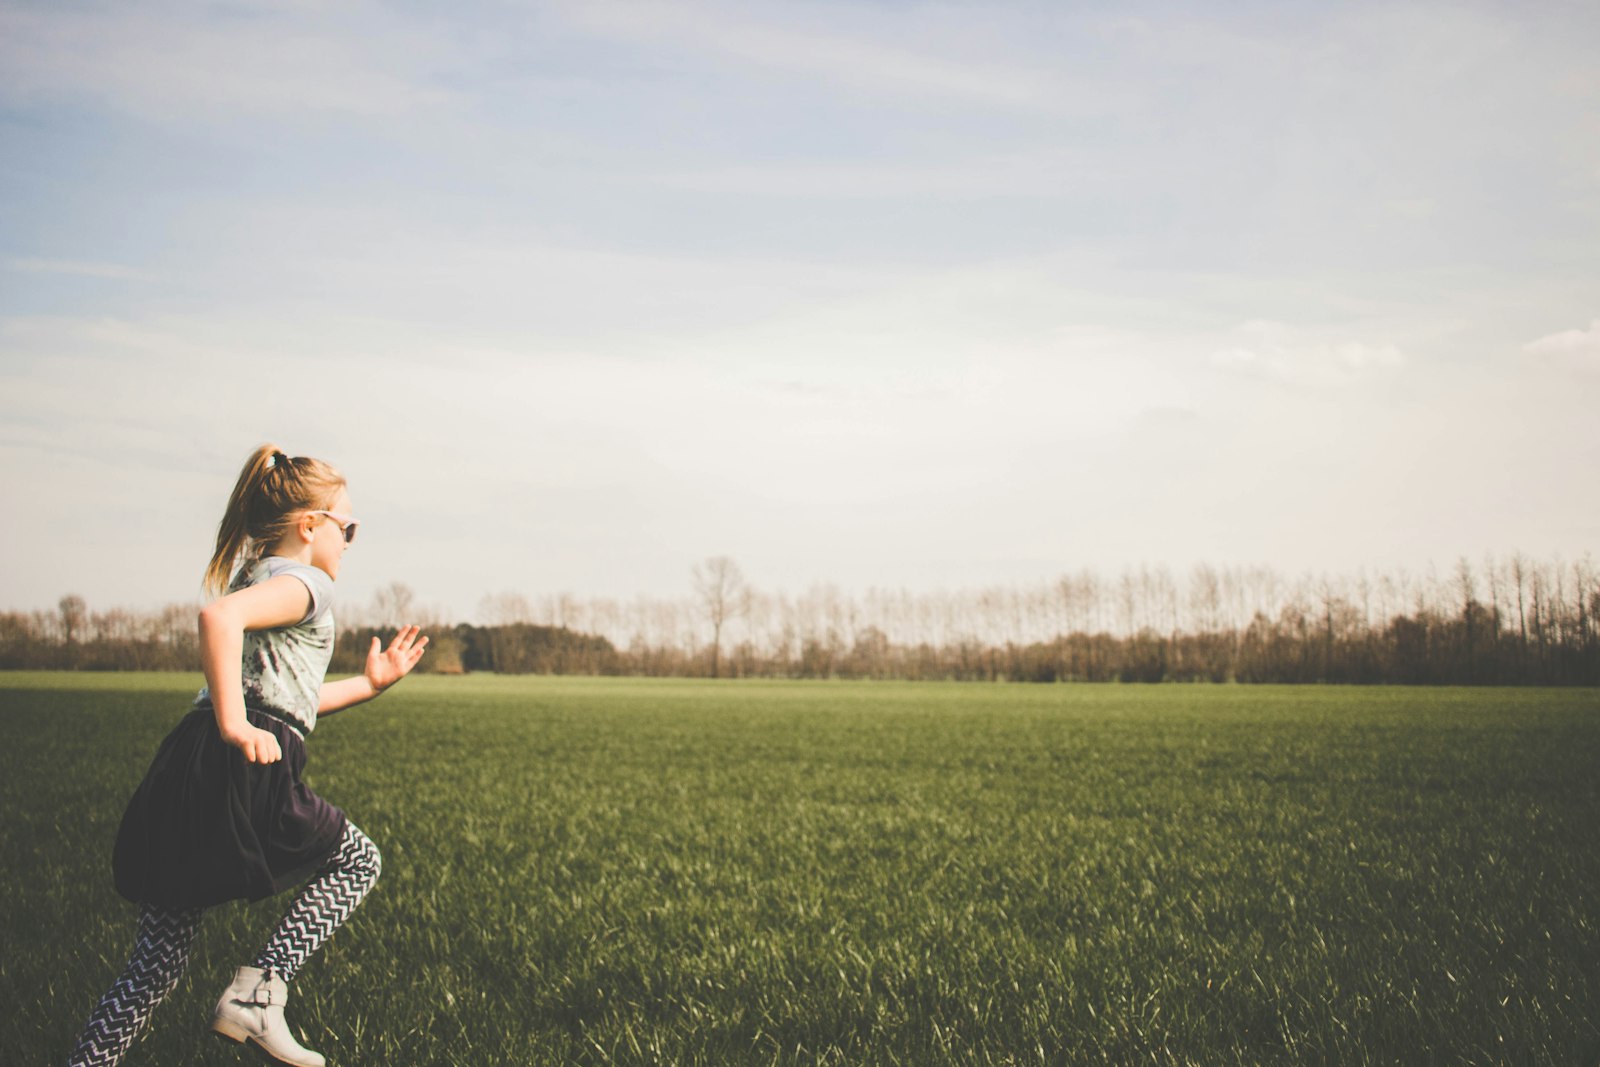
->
[[211, 965, 326, 1067]]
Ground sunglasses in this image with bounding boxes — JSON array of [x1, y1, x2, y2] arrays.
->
[[307, 510, 360, 545]]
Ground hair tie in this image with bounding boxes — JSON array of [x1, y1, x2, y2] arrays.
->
[[267, 450, 289, 470]]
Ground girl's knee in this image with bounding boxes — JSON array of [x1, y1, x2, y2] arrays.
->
[[344, 824, 382, 883]]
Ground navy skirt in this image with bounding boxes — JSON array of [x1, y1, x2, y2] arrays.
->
[[113, 706, 347, 910]]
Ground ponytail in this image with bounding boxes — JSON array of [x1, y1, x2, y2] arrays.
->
[[203, 444, 347, 596]]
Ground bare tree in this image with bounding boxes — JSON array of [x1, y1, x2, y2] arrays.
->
[[479, 592, 531, 626], [692, 556, 749, 679], [371, 582, 416, 628], [59, 594, 87, 647]]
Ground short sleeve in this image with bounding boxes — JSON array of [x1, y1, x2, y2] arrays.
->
[[267, 560, 335, 624]]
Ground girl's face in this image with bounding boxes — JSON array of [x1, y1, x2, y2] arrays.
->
[[307, 487, 355, 581]]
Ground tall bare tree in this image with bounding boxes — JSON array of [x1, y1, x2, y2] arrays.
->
[[693, 556, 749, 678], [58, 594, 87, 646], [479, 591, 531, 626], [371, 582, 416, 628]]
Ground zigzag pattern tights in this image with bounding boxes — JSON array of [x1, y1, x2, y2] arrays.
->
[[253, 822, 381, 981], [66, 822, 380, 1067]]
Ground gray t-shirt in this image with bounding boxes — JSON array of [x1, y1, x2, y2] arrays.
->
[[193, 556, 336, 734]]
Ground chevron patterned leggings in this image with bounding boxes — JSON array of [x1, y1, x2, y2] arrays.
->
[[66, 822, 380, 1067]]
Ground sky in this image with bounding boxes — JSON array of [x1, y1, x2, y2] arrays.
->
[[1, 0, 1597, 622]]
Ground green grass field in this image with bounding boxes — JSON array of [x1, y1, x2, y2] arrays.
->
[[4, 673, 1600, 1066]]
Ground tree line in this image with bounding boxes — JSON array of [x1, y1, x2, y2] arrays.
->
[[4, 553, 1596, 684]]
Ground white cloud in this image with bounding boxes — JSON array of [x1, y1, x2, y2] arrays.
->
[[1210, 321, 1406, 387], [1522, 319, 1600, 368], [557, 0, 1061, 108], [644, 149, 1106, 201], [4, 258, 158, 282], [0, 2, 452, 122]]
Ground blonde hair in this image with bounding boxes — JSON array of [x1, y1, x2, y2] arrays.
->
[[204, 444, 347, 596]]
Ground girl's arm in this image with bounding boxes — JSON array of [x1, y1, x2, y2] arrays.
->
[[198, 574, 317, 765], [317, 625, 429, 718]]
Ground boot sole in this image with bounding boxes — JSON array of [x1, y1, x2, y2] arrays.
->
[[210, 1018, 324, 1067], [212, 1017, 250, 1043]]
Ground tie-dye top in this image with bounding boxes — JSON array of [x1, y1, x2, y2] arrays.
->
[[193, 556, 335, 734]]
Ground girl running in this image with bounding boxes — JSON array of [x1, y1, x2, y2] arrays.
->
[[66, 445, 427, 1067]]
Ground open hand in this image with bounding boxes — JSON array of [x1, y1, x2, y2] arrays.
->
[[366, 624, 429, 693]]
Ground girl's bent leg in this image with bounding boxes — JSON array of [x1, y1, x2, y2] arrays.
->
[[253, 822, 381, 983], [66, 904, 203, 1067]]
